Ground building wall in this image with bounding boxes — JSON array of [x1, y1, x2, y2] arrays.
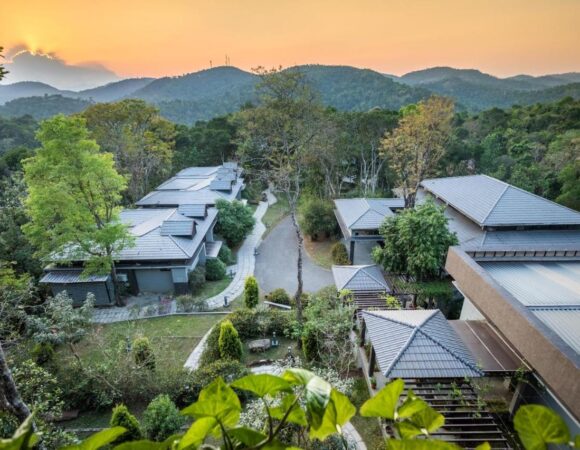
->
[[50, 281, 113, 306], [135, 269, 174, 293], [460, 297, 485, 320]]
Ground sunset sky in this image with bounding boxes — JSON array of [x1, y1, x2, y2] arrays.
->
[[1, 0, 579, 79]]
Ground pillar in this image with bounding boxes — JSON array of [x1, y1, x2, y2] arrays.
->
[[350, 240, 355, 264]]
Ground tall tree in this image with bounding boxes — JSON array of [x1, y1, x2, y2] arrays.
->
[[237, 68, 323, 322], [381, 96, 454, 207], [23, 115, 133, 305], [81, 99, 175, 204]]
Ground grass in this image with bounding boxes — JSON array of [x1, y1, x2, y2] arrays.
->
[[243, 337, 299, 364], [193, 277, 232, 300], [304, 236, 338, 269], [349, 376, 385, 449], [262, 197, 289, 232], [75, 315, 223, 371]]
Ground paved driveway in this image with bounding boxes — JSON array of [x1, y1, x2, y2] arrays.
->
[[255, 216, 334, 295]]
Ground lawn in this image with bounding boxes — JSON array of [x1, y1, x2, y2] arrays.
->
[[76, 315, 223, 371], [262, 197, 289, 232], [243, 336, 299, 364], [304, 236, 338, 269], [193, 277, 232, 300], [349, 376, 385, 449]]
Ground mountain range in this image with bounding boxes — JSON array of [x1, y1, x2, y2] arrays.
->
[[1, 65, 579, 124]]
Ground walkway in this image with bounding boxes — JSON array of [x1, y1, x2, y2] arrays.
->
[[255, 216, 334, 295], [92, 191, 276, 324]]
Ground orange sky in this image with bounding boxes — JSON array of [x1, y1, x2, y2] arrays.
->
[[1, 0, 579, 78]]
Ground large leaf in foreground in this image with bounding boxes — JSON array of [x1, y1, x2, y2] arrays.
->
[[310, 389, 356, 441], [181, 377, 241, 427], [514, 405, 570, 450], [360, 378, 404, 419], [232, 374, 292, 398], [64, 427, 126, 450]]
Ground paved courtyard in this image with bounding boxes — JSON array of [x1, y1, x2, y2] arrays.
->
[[255, 216, 334, 295]]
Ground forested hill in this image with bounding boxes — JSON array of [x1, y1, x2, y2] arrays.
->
[[1, 65, 579, 123]]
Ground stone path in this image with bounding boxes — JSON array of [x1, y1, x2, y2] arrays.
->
[[93, 190, 276, 324]]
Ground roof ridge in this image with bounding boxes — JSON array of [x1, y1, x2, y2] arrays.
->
[[361, 266, 389, 289], [168, 235, 192, 257], [480, 180, 510, 225], [502, 183, 580, 217], [341, 266, 362, 290], [382, 326, 419, 377]]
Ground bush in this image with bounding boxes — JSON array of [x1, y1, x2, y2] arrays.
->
[[205, 258, 226, 281], [110, 404, 142, 443], [176, 295, 208, 312], [188, 266, 206, 291], [143, 394, 185, 441], [266, 288, 291, 306], [218, 320, 243, 361], [244, 276, 259, 308], [31, 342, 54, 365], [132, 337, 155, 370], [331, 242, 350, 265], [301, 327, 320, 362], [299, 197, 338, 240], [215, 199, 255, 247], [218, 243, 235, 265], [177, 359, 249, 406]]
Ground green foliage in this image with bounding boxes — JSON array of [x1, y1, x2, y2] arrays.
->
[[331, 242, 350, 265], [22, 114, 133, 279], [132, 336, 156, 370], [110, 404, 142, 443], [266, 288, 291, 306], [217, 243, 235, 265], [0, 95, 92, 120], [384, 294, 402, 310], [175, 295, 208, 313], [373, 199, 458, 280], [215, 199, 255, 247], [0, 264, 37, 342], [30, 342, 54, 366], [142, 394, 185, 442], [205, 258, 226, 281], [243, 276, 259, 309], [218, 320, 243, 361], [514, 405, 571, 450], [556, 160, 580, 210], [188, 266, 206, 291], [301, 327, 319, 362], [298, 197, 337, 239]]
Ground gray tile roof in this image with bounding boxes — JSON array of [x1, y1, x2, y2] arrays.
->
[[209, 179, 233, 191], [40, 270, 110, 284], [420, 175, 580, 228], [176, 166, 220, 177], [178, 204, 207, 218], [480, 261, 580, 356], [332, 265, 390, 292], [205, 240, 223, 258], [136, 190, 223, 207], [160, 216, 195, 236], [363, 310, 482, 379], [480, 230, 580, 250], [334, 198, 404, 230], [156, 177, 203, 190]]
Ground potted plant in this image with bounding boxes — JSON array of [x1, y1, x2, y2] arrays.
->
[[370, 376, 377, 389]]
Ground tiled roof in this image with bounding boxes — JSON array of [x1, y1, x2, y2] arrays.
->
[[178, 204, 207, 218], [530, 308, 580, 355], [332, 265, 389, 292], [334, 198, 404, 230], [480, 230, 580, 250], [176, 166, 220, 177], [40, 270, 110, 284], [420, 175, 580, 227], [363, 309, 482, 379], [209, 179, 233, 191]]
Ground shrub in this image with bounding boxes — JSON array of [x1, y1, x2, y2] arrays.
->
[[218, 320, 243, 361], [301, 327, 320, 362], [110, 404, 142, 443], [299, 197, 338, 240], [188, 266, 206, 291], [178, 359, 249, 406], [215, 199, 255, 247], [244, 276, 259, 308], [132, 336, 155, 370], [331, 242, 350, 265], [31, 342, 54, 365], [205, 258, 226, 281], [143, 394, 185, 441], [266, 288, 291, 306], [218, 243, 235, 265], [176, 295, 208, 312]]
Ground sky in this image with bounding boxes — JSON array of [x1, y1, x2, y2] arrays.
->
[[1, 0, 579, 86]]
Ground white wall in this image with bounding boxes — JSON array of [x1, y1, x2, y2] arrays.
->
[[460, 297, 485, 320]]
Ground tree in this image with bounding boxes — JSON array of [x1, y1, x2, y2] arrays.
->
[[214, 199, 255, 247], [237, 68, 324, 323], [142, 394, 184, 442], [373, 199, 458, 280], [331, 242, 350, 265], [205, 258, 226, 281], [243, 276, 259, 309], [556, 161, 580, 211], [298, 198, 336, 240], [110, 404, 142, 443], [22, 115, 133, 304], [132, 337, 156, 370], [218, 320, 243, 361], [81, 99, 175, 204], [381, 96, 455, 207], [0, 47, 7, 81]]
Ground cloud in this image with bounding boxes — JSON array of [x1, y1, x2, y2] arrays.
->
[[1, 46, 120, 91]]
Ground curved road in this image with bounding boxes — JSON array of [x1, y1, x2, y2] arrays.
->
[[255, 216, 334, 295]]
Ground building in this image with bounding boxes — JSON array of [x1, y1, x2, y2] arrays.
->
[[331, 264, 392, 310], [419, 175, 580, 430], [41, 163, 244, 306], [333, 198, 404, 263]]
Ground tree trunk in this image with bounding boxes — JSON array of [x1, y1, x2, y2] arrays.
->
[[0, 342, 34, 425], [290, 210, 304, 324]]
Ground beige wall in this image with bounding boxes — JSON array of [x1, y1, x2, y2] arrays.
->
[[445, 247, 580, 421]]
